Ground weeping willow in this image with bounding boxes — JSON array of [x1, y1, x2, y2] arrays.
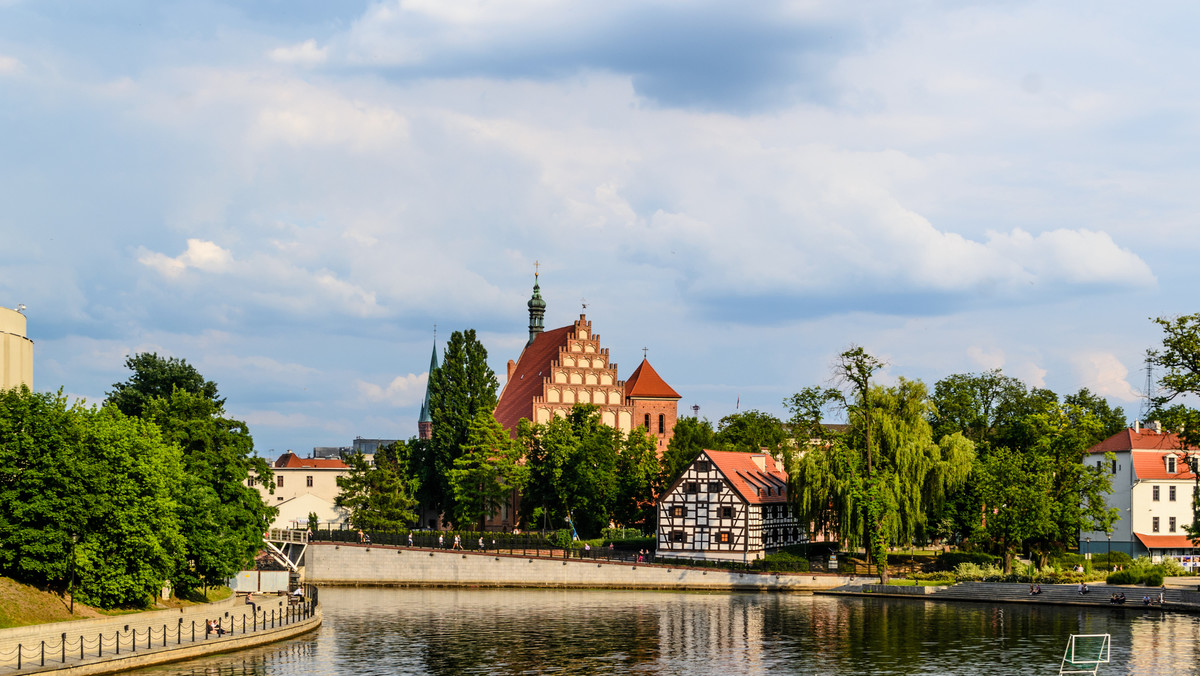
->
[[792, 378, 975, 574]]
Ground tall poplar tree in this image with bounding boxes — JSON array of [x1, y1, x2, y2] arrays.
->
[[425, 330, 499, 520], [448, 412, 527, 531]]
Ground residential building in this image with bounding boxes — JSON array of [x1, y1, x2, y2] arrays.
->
[[0, 306, 33, 391], [657, 449, 804, 562], [250, 451, 353, 530], [1080, 423, 1200, 567]]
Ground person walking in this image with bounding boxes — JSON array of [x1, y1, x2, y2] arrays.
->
[[479, 536, 485, 552], [408, 532, 414, 547], [439, 534, 445, 549], [453, 534, 462, 550]]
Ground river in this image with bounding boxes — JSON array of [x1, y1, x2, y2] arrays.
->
[[124, 587, 1200, 674]]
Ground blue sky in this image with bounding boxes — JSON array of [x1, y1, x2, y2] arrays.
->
[[2, 0, 1197, 456]]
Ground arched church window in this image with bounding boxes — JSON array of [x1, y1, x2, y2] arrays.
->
[[644, 414, 650, 430], [658, 414, 665, 434]]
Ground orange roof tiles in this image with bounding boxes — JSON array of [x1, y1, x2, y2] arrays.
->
[[1087, 428, 1198, 481], [624, 358, 681, 399], [493, 325, 573, 432], [1134, 533, 1199, 549], [703, 449, 789, 505], [274, 451, 349, 469], [1132, 451, 1197, 481]]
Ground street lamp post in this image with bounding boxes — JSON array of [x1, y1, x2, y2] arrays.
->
[[1086, 536, 1091, 562], [1107, 533, 1112, 571]]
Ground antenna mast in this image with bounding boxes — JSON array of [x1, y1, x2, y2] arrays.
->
[[1141, 359, 1156, 421]]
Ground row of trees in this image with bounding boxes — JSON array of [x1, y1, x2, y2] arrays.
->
[[0, 354, 273, 608]]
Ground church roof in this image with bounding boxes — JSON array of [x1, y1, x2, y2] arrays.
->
[[494, 324, 573, 432], [624, 358, 680, 399], [418, 342, 439, 424]]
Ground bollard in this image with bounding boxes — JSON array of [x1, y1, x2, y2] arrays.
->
[[16, 643, 20, 669], [41, 639, 44, 667], [192, 620, 196, 643], [99, 632, 103, 657], [62, 632, 66, 663]]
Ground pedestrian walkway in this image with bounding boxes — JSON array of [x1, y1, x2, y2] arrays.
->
[[821, 581, 1191, 612], [0, 589, 319, 674]]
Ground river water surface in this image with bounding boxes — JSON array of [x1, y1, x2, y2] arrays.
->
[[126, 587, 1200, 675]]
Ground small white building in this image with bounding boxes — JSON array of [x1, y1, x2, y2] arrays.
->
[[657, 449, 803, 562], [1080, 423, 1200, 565], [269, 493, 351, 531], [250, 451, 351, 518]]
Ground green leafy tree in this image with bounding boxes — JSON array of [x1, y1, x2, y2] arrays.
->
[[448, 412, 528, 531], [143, 389, 273, 595], [1146, 313, 1200, 545], [613, 427, 659, 532], [336, 449, 420, 531], [713, 410, 787, 453], [425, 330, 499, 520], [1063, 388, 1127, 442], [106, 353, 222, 418], [659, 416, 715, 488], [976, 446, 1054, 573]]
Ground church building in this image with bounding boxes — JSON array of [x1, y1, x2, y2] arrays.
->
[[493, 274, 681, 452]]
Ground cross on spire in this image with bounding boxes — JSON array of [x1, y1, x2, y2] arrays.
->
[[581, 297, 588, 310], [642, 347, 648, 359], [534, 260, 540, 279]]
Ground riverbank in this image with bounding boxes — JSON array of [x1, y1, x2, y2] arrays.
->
[[304, 541, 849, 591], [0, 592, 320, 674]]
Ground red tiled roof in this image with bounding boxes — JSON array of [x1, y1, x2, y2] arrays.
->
[[703, 449, 788, 505], [274, 452, 348, 469], [624, 358, 680, 400], [494, 325, 573, 432], [1087, 428, 1195, 455], [1132, 450, 1197, 481], [1134, 533, 1199, 550]]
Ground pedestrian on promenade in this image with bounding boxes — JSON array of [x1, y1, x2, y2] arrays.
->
[[245, 592, 258, 616], [439, 534, 445, 549], [479, 536, 485, 551], [408, 532, 414, 547], [453, 534, 462, 550]]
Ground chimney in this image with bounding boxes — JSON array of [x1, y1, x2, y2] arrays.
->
[[507, 359, 517, 382], [1135, 420, 1141, 433], [1150, 420, 1163, 433], [751, 454, 767, 472]]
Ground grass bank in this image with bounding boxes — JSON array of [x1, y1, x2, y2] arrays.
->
[[0, 577, 233, 629]]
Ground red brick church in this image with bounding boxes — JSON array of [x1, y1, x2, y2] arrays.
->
[[493, 273, 682, 452]]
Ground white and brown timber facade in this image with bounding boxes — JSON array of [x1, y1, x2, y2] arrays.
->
[[657, 450, 804, 562]]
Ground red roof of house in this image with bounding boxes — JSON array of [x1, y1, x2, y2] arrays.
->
[[1134, 533, 1199, 550], [494, 325, 573, 432], [274, 452, 349, 469], [703, 449, 789, 505], [1132, 451, 1197, 481], [624, 358, 680, 399], [1087, 428, 1195, 455]]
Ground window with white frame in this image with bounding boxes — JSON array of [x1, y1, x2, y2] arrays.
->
[[1170, 485, 1177, 501], [1153, 485, 1160, 501], [1153, 516, 1160, 532], [1167, 456, 1177, 473]]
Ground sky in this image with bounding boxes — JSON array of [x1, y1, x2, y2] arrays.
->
[[2, 0, 1198, 458]]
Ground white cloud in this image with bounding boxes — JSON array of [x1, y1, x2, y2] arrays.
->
[[967, 346, 1005, 371], [1010, 361, 1048, 389], [138, 239, 233, 278], [1072, 351, 1139, 401], [0, 55, 22, 74], [356, 373, 428, 407], [268, 39, 328, 66]]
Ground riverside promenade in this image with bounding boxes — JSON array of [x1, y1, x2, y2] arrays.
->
[[819, 580, 1200, 613], [0, 589, 320, 675], [304, 541, 851, 590]]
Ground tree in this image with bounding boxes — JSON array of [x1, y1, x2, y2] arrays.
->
[[928, 370, 1027, 447], [1146, 313, 1200, 544], [976, 446, 1054, 573], [144, 389, 274, 595], [659, 417, 715, 489], [448, 412, 527, 531], [1063, 388, 1127, 443], [425, 330, 499, 520], [713, 410, 787, 453], [107, 353, 222, 419], [613, 427, 659, 532], [0, 387, 185, 608], [336, 447, 420, 532]]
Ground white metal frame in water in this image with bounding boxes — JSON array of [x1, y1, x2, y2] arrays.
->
[[1059, 634, 1110, 675]]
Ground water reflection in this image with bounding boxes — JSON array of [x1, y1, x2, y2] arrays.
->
[[126, 587, 1200, 675]]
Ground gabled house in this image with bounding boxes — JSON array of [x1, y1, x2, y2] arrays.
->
[[657, 449, 803, 562], [1080, 423, 1200, 566]]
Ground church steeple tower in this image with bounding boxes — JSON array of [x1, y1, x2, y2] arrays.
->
[[418, 336, 439, 440], [527, 264, 546, 346]]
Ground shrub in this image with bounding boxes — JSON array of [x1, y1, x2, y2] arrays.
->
[[936, 552, 998, 571], [954, 562, 1005, 581], [1106, 570, 1141, 585], [1158, 557, 1188, 577], [1143, 570, 1165, 587], [758, 552, 809, 573]]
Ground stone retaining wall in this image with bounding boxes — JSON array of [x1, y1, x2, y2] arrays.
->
[[305, 543, 849, 591], [861, 584, 946, 595]]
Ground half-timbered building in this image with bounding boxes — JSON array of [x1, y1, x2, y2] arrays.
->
[[657, 449, 803, 562]]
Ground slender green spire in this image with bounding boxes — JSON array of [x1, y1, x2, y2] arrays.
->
[[527, 266, 546, 346], [419, 340, 439, 425]]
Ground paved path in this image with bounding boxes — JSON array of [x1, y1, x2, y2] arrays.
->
[[820, 581, 1198, 613]]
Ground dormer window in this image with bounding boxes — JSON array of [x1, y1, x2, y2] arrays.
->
[[1168, 456, 1177, 474]]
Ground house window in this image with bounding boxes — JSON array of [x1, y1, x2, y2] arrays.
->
[[1153, 485, 1160, 501], [1112, 459, 1117, 474], [644, 414, 651, 430], [1168, 456, 1177, 473], [721, 506, 733, 519], [686, 482, 699, 494], [1170, 517, 1177, 532], [671, 505, 686, 518], [658, 414, 665, 434], [247, 477, 255, 487], [717, 532, 731, 544], [696, 461, 711, 472], [1170, 485, 1177, 501], [306, 475, 314, 488], [670, 531, 686, 543], [1153, 516, 1160, 533], [276, 475, 284, 487], [708, 482, 722, 493]]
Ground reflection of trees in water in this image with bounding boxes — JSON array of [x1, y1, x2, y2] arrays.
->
[[125, 640, 317, 676]]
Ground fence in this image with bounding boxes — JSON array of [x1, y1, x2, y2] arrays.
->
[[312, 529, 657, 564], [0, 585, 319, 672]]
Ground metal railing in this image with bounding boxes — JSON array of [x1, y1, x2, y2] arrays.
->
[[0, 584, 319, 672]]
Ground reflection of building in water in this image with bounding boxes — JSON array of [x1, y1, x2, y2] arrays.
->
[[656, 594, 765, 671]]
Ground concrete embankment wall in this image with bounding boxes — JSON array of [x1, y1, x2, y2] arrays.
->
[[305, 543, 850, 591]]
